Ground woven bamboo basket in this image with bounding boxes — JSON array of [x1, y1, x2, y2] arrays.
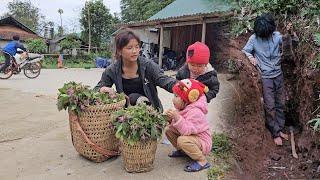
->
[[68, 99, 126, 162], [120, 139, 158, 173]]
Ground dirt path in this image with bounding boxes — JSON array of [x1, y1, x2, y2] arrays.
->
[[0, 69, 237, 180]]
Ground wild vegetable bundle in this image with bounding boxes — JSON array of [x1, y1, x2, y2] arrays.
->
[[57, 81, 125, 114], [113, 104, 167, 145]]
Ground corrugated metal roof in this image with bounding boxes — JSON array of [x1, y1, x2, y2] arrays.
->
[[119, 0, 234, 27], [148, 0, 233, 21]]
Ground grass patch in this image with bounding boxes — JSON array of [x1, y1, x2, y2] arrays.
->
[[207, 132, 233, 180], [207, 162, 230, 180], [208, 165, 225, 180], [211, 132, 232, 158], [64, 61, 95, 69], [41, 59, 57, 69], [41, 57, 95, 69], [0, 55, 96, 69]]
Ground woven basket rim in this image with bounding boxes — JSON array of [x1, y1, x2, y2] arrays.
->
[[120, 138, 159, 145], [82, 99, 126, 110]]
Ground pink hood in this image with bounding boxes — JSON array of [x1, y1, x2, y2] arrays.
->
[[180, 95, 208, 115]]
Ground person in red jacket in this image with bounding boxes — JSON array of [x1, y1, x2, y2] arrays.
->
[[176, 42, 219, 103]]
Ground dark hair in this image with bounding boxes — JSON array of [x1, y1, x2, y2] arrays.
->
[[254, 13, 276, 38], [114, 28, 140, 60], [13, 35, 20, 41]]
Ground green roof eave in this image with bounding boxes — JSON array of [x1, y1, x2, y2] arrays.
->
[[148, 0, 234, 21]]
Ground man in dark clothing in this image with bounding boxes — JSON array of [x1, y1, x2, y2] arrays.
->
[[0, 35, 26, 73]]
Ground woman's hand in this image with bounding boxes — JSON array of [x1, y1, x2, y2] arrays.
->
[[165, 109, 180, 122]]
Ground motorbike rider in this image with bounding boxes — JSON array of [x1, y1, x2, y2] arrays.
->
[[0, 35, 26, 73]]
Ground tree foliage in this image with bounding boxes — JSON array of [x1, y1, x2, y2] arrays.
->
[[231, 0, 319, 39], [7, 0, 44, 33], [57, 8, 64, 36], [120, 0, 175, 22], [232, 0, 320, 68], [80, 0, 115, 47], [58, 34, 82, 52], [25, 38, 47, 53]]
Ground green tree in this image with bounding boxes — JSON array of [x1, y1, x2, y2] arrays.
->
[[58, 9, 64, 36], [80, 0, 114, 47], [120, 0, 174, 22], [7, 0, 44, 32], [231, 0, 319, 37], [59, 33, 81, 53], [58, 9, 63, 27], [25, 39, 47, 53]]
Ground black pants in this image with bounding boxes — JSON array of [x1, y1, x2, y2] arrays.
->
[[262, 74, 285, 138], [0, 52, 12, 72]]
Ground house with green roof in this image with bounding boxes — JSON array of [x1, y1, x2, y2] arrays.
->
[[121, 0, 235, 68]]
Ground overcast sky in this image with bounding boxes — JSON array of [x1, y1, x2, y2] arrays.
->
[[0, 0, 121, 33]]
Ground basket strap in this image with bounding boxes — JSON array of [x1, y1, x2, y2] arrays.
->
[[68, 111, 120, 157], [68, 111, 77, 145]]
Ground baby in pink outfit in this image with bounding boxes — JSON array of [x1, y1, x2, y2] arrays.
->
[[165, 79, 212, 172]]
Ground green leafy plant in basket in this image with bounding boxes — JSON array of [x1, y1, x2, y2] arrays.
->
[[57, 81, 125, 114], [113, 104, 167, 145]]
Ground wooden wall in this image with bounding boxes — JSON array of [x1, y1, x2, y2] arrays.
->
[[168, 21, 230, 68]]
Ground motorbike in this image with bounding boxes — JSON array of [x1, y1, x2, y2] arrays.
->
[[0, 49, 43, 79]]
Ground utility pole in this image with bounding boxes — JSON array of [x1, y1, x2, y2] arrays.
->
[[87, 1, 91, 54]]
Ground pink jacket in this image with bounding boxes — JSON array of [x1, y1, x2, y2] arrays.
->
[[169, 95, 212, 155]]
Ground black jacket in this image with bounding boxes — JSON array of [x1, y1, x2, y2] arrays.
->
[[95, 57, 177, 112], [176, 64, 219, 103]]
